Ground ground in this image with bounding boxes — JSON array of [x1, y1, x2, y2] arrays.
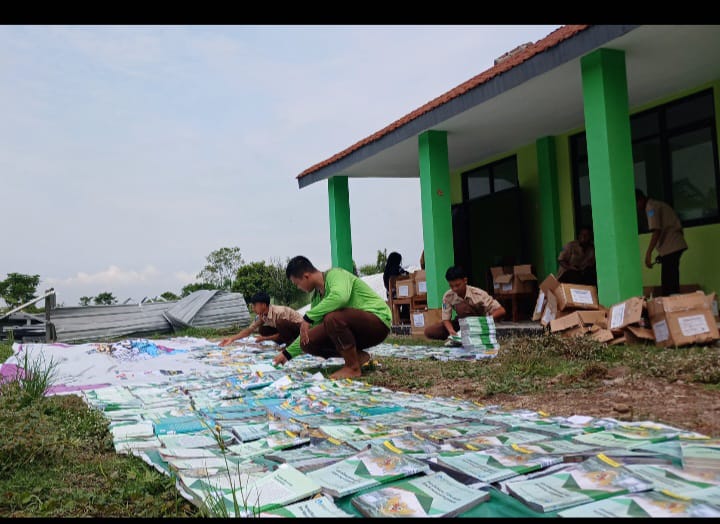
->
[[411, 368, 720, 437]]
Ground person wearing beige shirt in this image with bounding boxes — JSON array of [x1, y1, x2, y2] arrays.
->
[[636, 189, 688, 296], [424, 265, 506, 340], [557, 226, 597, 286], [219, 291, 303, 347]]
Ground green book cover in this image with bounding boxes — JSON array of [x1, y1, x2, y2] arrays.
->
[[436, 446, 563, 483], [259, 494, 354, 518], [557, 489, 720, 518], [351, 471, 491, 518], [505, 454, 654, 513]]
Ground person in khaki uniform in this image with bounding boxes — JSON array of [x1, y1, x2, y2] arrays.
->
[[557, 226, 597, 286], [219, 291, 303, 347], [636, 189, 688, 296], [424, 265, 506, 340]]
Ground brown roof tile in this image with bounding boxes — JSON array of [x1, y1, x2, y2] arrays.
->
[[297, 24, 591, 180]]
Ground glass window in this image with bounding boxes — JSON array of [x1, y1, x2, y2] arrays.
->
[[669, 127, 719, 222], [493, 157, 518, 192], [466, 168, 491, 200], [462, 156, 518, 202], [630, 111, 659, 141], [666, 91, 713, 130]]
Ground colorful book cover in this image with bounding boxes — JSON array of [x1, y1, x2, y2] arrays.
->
[[505, 454, 654, 513], [557, 489, 720, 518], [306, 444, 430, 498], [351, 471, 491, 518], [259, 494, 355, 518]]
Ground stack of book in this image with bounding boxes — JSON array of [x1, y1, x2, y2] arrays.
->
[[680, 439, 720, 481], [457, 316, 500, 354]]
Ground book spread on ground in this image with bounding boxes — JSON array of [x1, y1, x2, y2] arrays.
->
[[259, 494, 355, 518], [306, 444, 431, 498], [436, 445, 563, 483], [264, 437, 358, 472], [557, 488, 720, 518], [504, 454, 654, 513], [626, 463, 720, 495], [350, 470, 491, 518]]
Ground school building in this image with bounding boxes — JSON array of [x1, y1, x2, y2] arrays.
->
[[294, 25, 720, 310]]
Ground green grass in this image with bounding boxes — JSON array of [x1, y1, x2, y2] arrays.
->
[[0, 330, 719, 516]]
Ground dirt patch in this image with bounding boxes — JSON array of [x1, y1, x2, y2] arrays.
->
[[414, 369, 720, 437]]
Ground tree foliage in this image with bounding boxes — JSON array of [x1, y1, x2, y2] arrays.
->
[[266, 257, 309, 308], [78, 296, 93, 307], [160, 291, 180, 302], [231, 261, 274, 303], [358, 248, 388, 276], [180, 282, 217, 297], [93, 292, 117, 305], [0, 273, 41, 308], [196, 247, 244, 290]]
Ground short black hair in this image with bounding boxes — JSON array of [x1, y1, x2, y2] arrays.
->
[[249, 291, 270, 305], [286, 255, 318, 279], [635, 188, 646, 201], [445, 265, 467, 281]]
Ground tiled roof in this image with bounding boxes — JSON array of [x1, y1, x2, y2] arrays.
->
[[297, 24, 591, 180]]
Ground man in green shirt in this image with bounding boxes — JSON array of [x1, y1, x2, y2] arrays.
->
[[272, 255, 391, 379]]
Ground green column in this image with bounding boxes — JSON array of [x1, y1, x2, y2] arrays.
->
[[581, 48, 642, 305], [537, 136, 562, 278], [418, 130, 454, 309], [328, 176, 353, 272]]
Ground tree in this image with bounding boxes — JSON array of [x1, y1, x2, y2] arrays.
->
[[231, 261, 274, 303], [93, 292, 117, 305], [79, 296, 93, 306], [266, 257, 309, 308], [358, 248, 388, 276], [197, 247, 244, 290], [180, 282, 217, 297], [160, 291, 180, 301], [0, 272, 40, 308]]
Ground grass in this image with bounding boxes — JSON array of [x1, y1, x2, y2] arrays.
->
[[0, 330, 719, 517]]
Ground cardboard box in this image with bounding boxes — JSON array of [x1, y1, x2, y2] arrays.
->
[[647, 291, 720, 347], [643, 284, 702, 298], [490, 264, 537, 295], [607, 297, 645, 332], [589, 326, 615, 343], [410, 308, 442, 336], [623, 325, 655, 345], [413, 270, 427, 296], [395, 278, 415, 299], [550, 310, 607, 336], [532, 289, 546, 322], [553, 283, 600, 311]]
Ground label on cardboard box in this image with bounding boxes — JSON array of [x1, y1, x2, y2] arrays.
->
[[652, 319, 669, 342], [677, 314, 710, 336], [610, 303, 625, 330], [535, 291, 545, 314], [398, 284, 410, 297], [412, 312, 425, 328], [713, 299, 719, 318], [417, 281, 427, 294], [501, 283, 513, 292], [570, 288, 594, 305]]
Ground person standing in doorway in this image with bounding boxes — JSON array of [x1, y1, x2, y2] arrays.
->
[[636, 189, 688, 296], [557, 225, 597, 286]]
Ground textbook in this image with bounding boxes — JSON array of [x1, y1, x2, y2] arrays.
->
[[259, 494, 355, 518], [264, 437, 358, 472], [626, 463, 720, 496], [306, 444, 431, 498], [436, 445, 563, 483], [350, 471, 491, 518], [504, 454, 654, 513], [346, 431, 444, 458], [557, 489, 720, 518]]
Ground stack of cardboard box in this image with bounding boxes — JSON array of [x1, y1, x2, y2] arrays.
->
[[533, 274, 719, 347], [403, 270, 441, 336]]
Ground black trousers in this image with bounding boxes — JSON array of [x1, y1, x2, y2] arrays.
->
[[660, 249, 684, 296]]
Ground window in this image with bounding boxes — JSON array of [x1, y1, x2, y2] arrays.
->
[[462, 155, 518, 201], [570, 88, 720, 233]]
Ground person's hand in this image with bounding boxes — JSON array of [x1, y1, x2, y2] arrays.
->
[[255, 336, 266, 343], [645, 252, 654, 269], [300, 321, 311, 346], [218, 337, 234, 347], [273, 352, 287, 366]]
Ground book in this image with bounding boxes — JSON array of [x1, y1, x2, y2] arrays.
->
[[436, 445, 563, 483], [626, 463, 720, 496], [557, 489, 720, 518], [264, 437, 358, 473], [306, 444, 431, 498], [346, 431, 444, 458], [350, 471, 491, 517], [504, 454, 654, 513], [259, 494, 355, 518]]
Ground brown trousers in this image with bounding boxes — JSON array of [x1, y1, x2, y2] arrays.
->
[[258, 319, 301, 345], [301, 308, 390, 360], [424, 300, 483, 340]]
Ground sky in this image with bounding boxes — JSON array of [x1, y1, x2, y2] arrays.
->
[[0, 24, 561, 307]]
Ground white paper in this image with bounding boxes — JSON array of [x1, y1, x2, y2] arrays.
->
[[398, 285, 409, 297], [541, 305, 555, 325], [610, 303, 626, 330], [535, 291, 545, 313], [570, 288, 594, 305], [418, 281, 427, 294], [501, 283, 513, 292], [652, 320, 669, 342], [412, 313, 425, 327], [677, 314, 710, 336]]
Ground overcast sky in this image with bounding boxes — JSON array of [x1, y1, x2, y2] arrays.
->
[[1, 24, 560, 307]]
